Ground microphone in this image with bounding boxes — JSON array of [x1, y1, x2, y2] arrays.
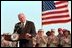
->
[[14, 23, 23, 33], [11, 23, 22, 41]]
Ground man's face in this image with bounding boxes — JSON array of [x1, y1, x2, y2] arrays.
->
[[18, 14, 26, 22], [64, 31, 69, 36], [51, 32, 55, 35], [38, 31, 44, 36], [58, 31, 63, 34]]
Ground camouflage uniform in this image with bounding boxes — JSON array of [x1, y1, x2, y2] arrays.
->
[[36, 35, 48, 47], [48, 35, 59, 47], [57, 34, 64, 47], [60, 35, 71, 47]]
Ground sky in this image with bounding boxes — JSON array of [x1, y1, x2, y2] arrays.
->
[[1, 1, 71, 35]]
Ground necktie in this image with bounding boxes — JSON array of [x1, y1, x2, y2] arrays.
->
[[21, 23, 24, 28]]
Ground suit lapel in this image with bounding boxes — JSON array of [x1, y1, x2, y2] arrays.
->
[[21, 21, 28, 33]]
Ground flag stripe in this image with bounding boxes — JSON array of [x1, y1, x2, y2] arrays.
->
[[42, 9, 68, 16], [56, 5, 68, 9], [42, 7, 68, 14], [42, 12, 69, 18], [42, 14, 69, 18], [54, 1, 68, 5], [55, 1, 68, 7], [42, 15, 69, 20], [42, 19, 71, 25], [42, 17, 70, 22]]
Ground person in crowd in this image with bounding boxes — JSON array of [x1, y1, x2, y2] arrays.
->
[[48, 29, 59, 47], [60, 29, 71, 47], [1, 35, 17, 47], [46, 31, 51, 47], [46, 31, 51, 37], [35, 29, 48, 47], [57, 28, 64, 47]]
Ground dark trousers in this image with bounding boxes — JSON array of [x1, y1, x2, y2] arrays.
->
[[19, 39, 33, 47]]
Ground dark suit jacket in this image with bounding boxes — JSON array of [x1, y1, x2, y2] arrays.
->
[[13, 20, 36, 47]]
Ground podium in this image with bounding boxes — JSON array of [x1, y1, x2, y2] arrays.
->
[[4, 35, 11, 41], [1, 34, 18, 47], [1, 33, 36, 47], [4, 33, 32, 41]]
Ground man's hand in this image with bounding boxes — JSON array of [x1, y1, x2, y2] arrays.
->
[[26, 33, 31, 37], [64, 38, 69, 43], [25, 33, 32, 40]]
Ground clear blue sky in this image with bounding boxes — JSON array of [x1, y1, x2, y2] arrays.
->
[[1, 1, 71, 35]]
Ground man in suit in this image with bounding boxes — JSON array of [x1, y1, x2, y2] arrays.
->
[[13, 13, 36, 47]]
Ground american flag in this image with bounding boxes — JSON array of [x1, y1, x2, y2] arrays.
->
[[42, 1, 71, 25]]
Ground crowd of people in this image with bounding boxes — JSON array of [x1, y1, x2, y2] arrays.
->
[[1, 35, 17, 47], [1, 28, 71, 47], [32, 28, 71, 47]]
